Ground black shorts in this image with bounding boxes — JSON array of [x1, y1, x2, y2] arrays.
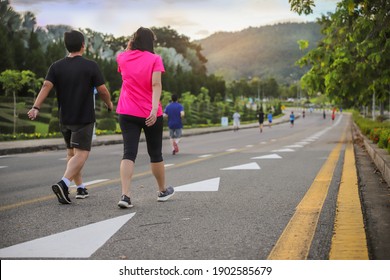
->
[[61, 122, 94, 151]]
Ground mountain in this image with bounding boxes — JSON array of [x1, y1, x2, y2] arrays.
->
[[197, 22, 322, 83]]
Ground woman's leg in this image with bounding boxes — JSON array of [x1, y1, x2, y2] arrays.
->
[[150, 161, 165, 192], [118, 115, 142, 198], [120, 159, 134, 197], [144, 117, 166, 192]]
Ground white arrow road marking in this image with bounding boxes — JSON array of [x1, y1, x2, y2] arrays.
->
[[0, 213, 136, 258], [271, 148, 295, 152], [285, 145, 303, 148], [69, 179, 109, 188], [221, 162, 260, 170], [175, 177, 220, 192], [296, 142, 310, 145], [252, 154, 282, 159]]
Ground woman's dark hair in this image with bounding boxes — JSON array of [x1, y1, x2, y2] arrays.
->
[[130, 27, 156, 53], [64, 30, 84, 53]]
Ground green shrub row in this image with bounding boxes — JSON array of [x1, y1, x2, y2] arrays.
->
[[353, 111, 390, 154], [0, 122, 35, 134]]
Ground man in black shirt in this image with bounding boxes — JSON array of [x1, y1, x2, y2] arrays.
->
[[28, 30, 113, 204], [258, 109, 264, 133]]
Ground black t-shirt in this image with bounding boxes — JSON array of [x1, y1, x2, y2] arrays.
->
[[46, 56, 105, 125], [258, 112, 264, 123]]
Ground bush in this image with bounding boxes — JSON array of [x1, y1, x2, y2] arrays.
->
[[0, 121, 35, 134], [370, 128, 382, 144], [378, 129, 390, 149], [48, 117, 60, 133], [51, 107, 58, 117], [97, 118, 116, 131], [376, 115, 387, 122]]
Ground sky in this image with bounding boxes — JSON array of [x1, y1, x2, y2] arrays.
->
[[10, 0, 338, 40]]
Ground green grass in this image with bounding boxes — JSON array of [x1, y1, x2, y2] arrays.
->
[[31, 121, 48, 134]]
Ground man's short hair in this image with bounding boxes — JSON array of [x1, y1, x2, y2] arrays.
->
[[64, 30, 84, 53], [171, 94, 178, 102]]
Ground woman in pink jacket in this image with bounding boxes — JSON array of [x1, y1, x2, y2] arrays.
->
[[116, 27, 174, 208]]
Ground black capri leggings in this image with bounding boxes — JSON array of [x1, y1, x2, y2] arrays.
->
[[119, 114, 164, 163]]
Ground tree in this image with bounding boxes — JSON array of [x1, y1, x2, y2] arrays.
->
[[25, 30, 47, 77], [296, 0, 390, 110], [289, 0, 316, 15], [0, 24, 14, 71], [0, 69, 39, 134]]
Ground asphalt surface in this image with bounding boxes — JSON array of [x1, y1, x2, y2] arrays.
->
[[1, 112, 389, 259]]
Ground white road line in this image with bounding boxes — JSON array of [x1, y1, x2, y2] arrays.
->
[[69, 179, 109, 188], [199, 154, 212, 158]]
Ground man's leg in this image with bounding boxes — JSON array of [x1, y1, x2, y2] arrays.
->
[[63, 148, 90, 182], [52, 148, 89, 204], [67, 148, 90, 199]]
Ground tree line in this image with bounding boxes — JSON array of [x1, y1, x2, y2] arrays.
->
[[0, 0, 291, 136]]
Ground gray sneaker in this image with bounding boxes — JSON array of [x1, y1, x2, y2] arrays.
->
[[157, 186, 175, 202], [118, 195, 133, 208]]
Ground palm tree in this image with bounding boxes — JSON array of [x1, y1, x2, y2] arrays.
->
[[0, 0, 22, 34]]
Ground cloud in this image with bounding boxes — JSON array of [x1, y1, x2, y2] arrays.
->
[[11, 0, 78, 4], [10, 0, 338, 40]]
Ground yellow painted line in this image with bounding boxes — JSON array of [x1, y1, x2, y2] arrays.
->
[[0, 147, 247, 212], [0, 179, 118, 212], [329, 137, 369, 259], [267, 130, 346, 260]]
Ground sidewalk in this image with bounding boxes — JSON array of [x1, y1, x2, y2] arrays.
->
[[0, 115, 291, 156]]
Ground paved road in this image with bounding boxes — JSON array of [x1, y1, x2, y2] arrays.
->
[[0, 111, 389, 260]]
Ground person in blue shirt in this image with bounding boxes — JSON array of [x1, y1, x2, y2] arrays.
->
[[290, 111, 295, 127], [164, 94, 185, 155], [267, 111, 273, 128]]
